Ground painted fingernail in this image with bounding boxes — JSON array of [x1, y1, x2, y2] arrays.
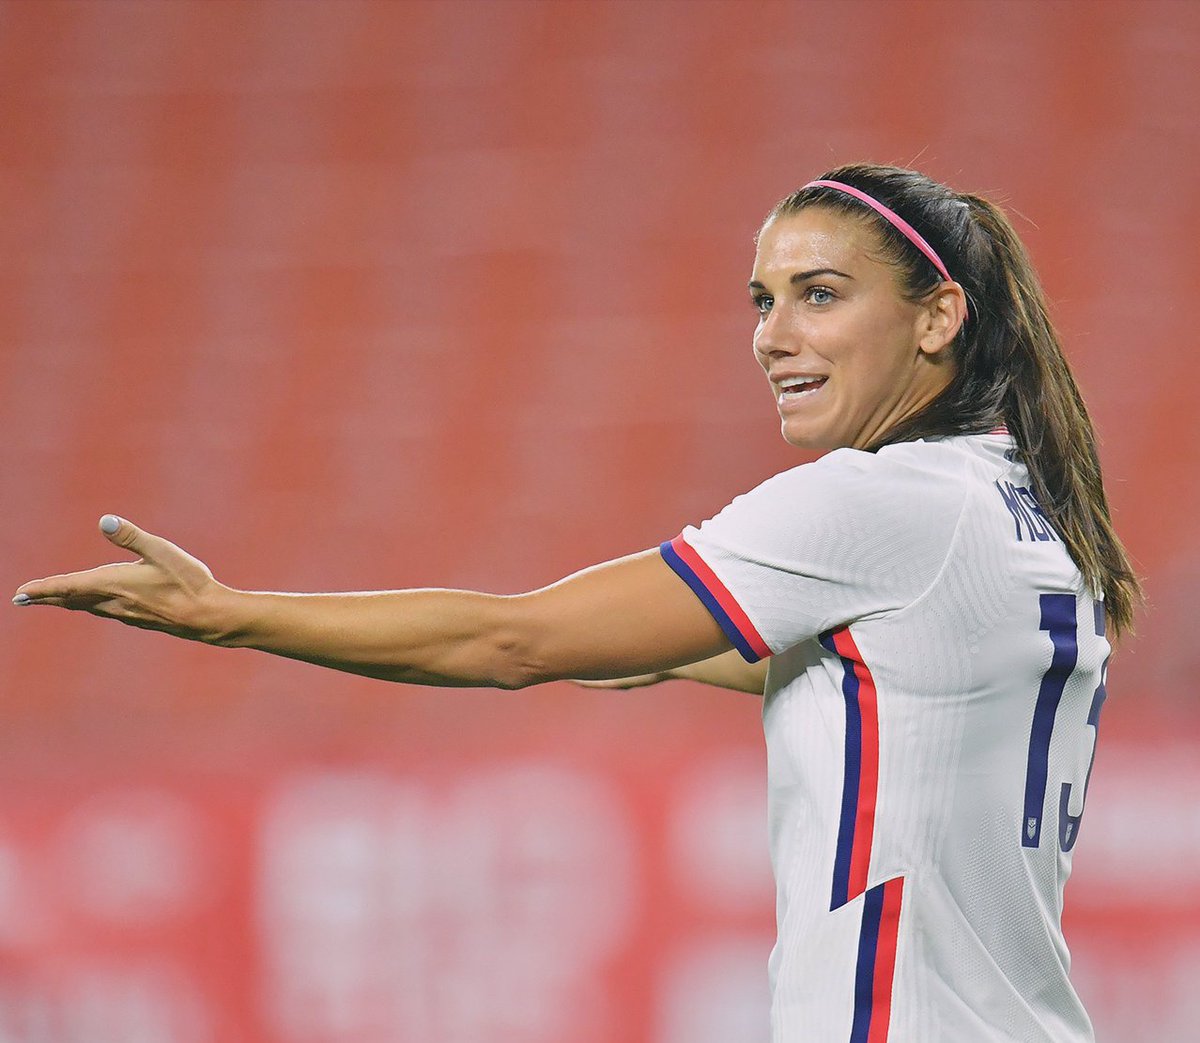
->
[[12, 594, 31, 605], [100, 514, 121, 534]]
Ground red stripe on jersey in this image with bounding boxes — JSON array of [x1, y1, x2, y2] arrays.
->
[[832, 627, 880, 899], [669, 537, 772, 660], [866, 877, 904, 1043]]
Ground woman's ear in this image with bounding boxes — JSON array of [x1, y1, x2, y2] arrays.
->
[[918, 282, 968, 357]]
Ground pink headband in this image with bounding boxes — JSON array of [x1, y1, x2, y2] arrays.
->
[[803, 179, 955, 284]]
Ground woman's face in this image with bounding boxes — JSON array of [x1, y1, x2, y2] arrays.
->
[[750, 208, 957, 451]]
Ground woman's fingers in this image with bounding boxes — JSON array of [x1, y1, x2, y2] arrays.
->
[[13, 514, 161, 607], [14, 562, 141, 609], [13, 515, 175, 603], [13, 516, 218, 638], [98, 514, 181, 566], [572, 673, 669, 690]]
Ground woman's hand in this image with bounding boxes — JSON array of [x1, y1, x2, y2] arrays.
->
[[12, 515, 227, 643], [574, 649, 767, 695], [573, 672, 672, 690]]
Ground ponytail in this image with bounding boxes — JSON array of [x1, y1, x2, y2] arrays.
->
[[774, 165, 1143, 635], [959, 196, 1141, 634]]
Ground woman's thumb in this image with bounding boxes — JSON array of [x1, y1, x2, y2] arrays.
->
[[98, 514, 155, 558]]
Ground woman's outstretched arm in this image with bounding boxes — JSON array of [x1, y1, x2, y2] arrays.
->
[[13, 515, 735, 689]]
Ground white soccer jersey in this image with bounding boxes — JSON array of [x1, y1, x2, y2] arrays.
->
[[660, 431, 1108, 1043]]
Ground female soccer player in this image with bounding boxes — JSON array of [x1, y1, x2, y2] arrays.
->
[[14, 164, 1139, 1042]]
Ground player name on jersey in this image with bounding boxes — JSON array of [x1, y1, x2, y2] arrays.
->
[[995, 479, 1060, 542]]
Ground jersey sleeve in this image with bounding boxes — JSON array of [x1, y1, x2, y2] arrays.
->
[[660, 446, 968, 661]]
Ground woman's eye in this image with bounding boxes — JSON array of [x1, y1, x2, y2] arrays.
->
[[805, 286, 834, 305], [752, 294, 773, 315]]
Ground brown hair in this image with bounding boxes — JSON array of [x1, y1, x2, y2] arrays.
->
[[769, 163, 1141, 635]]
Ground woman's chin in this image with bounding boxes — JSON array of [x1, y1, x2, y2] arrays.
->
[[780, 420, 844, 451]]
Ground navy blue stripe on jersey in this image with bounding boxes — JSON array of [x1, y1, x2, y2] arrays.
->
[[659, 538, 770, 662], [850, 877, 904, 1042], [821, 627, 880, 910], [826, 626, 862, 908], [1022, 594, 1078, 848], [850, 883, 886, 1041]]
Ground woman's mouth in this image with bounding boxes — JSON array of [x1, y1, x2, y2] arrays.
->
[[776, 376, 828, 403]]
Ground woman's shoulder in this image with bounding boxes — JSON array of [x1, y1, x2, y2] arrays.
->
[[814, 433, 1010, 488], [714, 436, 1011, 544], [721, 444, 965, 548], [783, 437, 980, 494], [751, 436, 1017, 536]]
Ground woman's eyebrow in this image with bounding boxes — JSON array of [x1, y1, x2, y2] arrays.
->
[[748, 267, 855, 290]]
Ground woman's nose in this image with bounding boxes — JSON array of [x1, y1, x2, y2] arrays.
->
[[754, 308, 797, 359]]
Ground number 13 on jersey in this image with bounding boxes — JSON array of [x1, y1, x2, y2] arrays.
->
[[1022, 593, 1109, 851]]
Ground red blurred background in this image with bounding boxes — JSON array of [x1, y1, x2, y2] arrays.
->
[[1, 2, 1197, 1040]]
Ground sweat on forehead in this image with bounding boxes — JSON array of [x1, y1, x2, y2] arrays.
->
[[803, 179, 955, 283], [755, 208, 892, 273], [759, 203, 885, 248], [762, 187, 952, 284]]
